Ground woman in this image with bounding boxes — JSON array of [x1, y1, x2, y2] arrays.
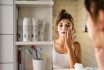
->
[[53, 9, 81, 69], [85, 0, 104, 70]]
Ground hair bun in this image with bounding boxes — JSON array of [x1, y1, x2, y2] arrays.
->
[[59, 9, 67, 17]]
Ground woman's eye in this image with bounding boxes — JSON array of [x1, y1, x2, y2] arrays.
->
[[59, 24, 63, 27], [66, 25, 70, 27]]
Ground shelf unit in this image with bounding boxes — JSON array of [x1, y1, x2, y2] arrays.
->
[[16, 41, 53, 45], [15, 0, 54, 44], [14, 0, 54, 70], [15, 1, 54, 7]]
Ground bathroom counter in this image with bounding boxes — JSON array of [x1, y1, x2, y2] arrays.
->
[[53, 68, 98, 70], [53, 69, 75, 70]]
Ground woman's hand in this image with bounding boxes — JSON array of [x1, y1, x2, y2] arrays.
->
[[64, 29, 74, 51], [64, 29, 77, 67]]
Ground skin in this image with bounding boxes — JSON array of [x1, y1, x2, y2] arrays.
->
[[87, 10, 104, 70], [87, 10, 104, 48], [74, 43, 81, 63], [54, 19, 80, 68]]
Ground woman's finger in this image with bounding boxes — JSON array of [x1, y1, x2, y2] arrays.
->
[[67, 29, 71, 39], [67, 30, 69, 39], [72, 35, 76, 42]]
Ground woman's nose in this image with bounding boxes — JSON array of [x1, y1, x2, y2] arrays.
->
[[62, 26, 67, 31]]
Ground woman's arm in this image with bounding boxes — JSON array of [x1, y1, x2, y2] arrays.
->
[[74, 42, 81, 63], [64, 29, 77, 68], [65, 39, 77, 68], [67, 47, 77, 68]]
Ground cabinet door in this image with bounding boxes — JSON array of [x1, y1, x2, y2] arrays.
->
[[0, 35, 14, 63], [0, 5, 13, 34], [0, 0, 13, 5], [0, 63, 16, 70]]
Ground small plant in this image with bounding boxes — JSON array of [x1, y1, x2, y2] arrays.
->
[[25, 45, 45, 60]]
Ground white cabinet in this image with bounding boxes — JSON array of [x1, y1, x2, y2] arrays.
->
[[0, 0, 15, 70], [0, 5, 13, 34], [0, 0, 13, 5], [0, 35, 14, 63], [15, 0, 54, 70], [0, 63, 16, 70]]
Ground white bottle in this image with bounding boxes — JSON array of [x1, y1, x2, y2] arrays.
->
[[17, 18, 23, 41], [38, 20, 46, 41], [23, 17, 32, 41], [32, 18, 38, 41]]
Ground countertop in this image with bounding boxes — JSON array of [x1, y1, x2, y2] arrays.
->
[[53, 68, 75, 70], [53, 68, 98, 70]]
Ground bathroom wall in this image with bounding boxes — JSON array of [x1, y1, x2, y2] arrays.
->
[[53, 0, 98, 67], [53, 0, 77, 40]]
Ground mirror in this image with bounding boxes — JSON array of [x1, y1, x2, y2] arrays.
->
[[52, 0, 97, 68]]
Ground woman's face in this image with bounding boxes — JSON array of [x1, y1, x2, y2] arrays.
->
[[57, 19, 72, 37]]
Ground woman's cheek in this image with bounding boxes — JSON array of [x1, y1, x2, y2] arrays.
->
[[86, 17, 93, 40], [97, 21, 104, 31]]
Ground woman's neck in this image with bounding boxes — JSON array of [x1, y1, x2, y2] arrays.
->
[[56, 38, 65, 47], [59, 36, 65, 41], [55, 38, 67, 53]]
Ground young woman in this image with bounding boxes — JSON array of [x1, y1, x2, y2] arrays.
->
[[53, 9, 81, 69], [85, 0, 104, 70]]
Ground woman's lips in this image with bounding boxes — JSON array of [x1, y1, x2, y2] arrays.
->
[[62, 32, 66, 34]]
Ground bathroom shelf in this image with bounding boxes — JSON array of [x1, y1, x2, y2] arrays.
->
[[16, 41, 53, 45], [15, 0, 53, 69], [15, 1, 54, 7]]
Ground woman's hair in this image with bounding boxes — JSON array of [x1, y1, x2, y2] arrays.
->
[[85, 0, 104, 21], [54, 9, 75, 34]]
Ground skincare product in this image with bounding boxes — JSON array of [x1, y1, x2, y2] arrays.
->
[[32, 18, 38, 41], [23, 17, 32, 41]]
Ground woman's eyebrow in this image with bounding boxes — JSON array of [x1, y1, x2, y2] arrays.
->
[[67, 23, 71, 24], [59, 22, 63, 25]]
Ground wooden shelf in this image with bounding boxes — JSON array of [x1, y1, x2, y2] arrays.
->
[[16, 41, 53, 45], [15, 1, 54, 7]]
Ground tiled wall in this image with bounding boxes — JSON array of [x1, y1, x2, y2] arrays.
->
[[53, 0, 98, 67], [53, 0, 77, 40]]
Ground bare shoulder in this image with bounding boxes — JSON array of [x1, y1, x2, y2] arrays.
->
[[73, 41, 81, 50]]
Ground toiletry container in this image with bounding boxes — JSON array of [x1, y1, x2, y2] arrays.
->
[[23, 17, 32, 41], [17, 18, 23, 41], [32, 59, 46, 70], [32, 18, 38, 41], [38, 20, 46, 41]]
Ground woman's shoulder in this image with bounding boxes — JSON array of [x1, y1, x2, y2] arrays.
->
[[73, 41, 81, 49], [73, 41, 80, 44]]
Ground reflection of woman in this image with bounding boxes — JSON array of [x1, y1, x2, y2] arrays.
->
[[53, 9, 81, 68]]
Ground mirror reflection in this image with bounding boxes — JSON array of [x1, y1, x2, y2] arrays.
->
[[52, 0, 97, 69], [17, 0, 98, 70], [52, 9, 81, 68]]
